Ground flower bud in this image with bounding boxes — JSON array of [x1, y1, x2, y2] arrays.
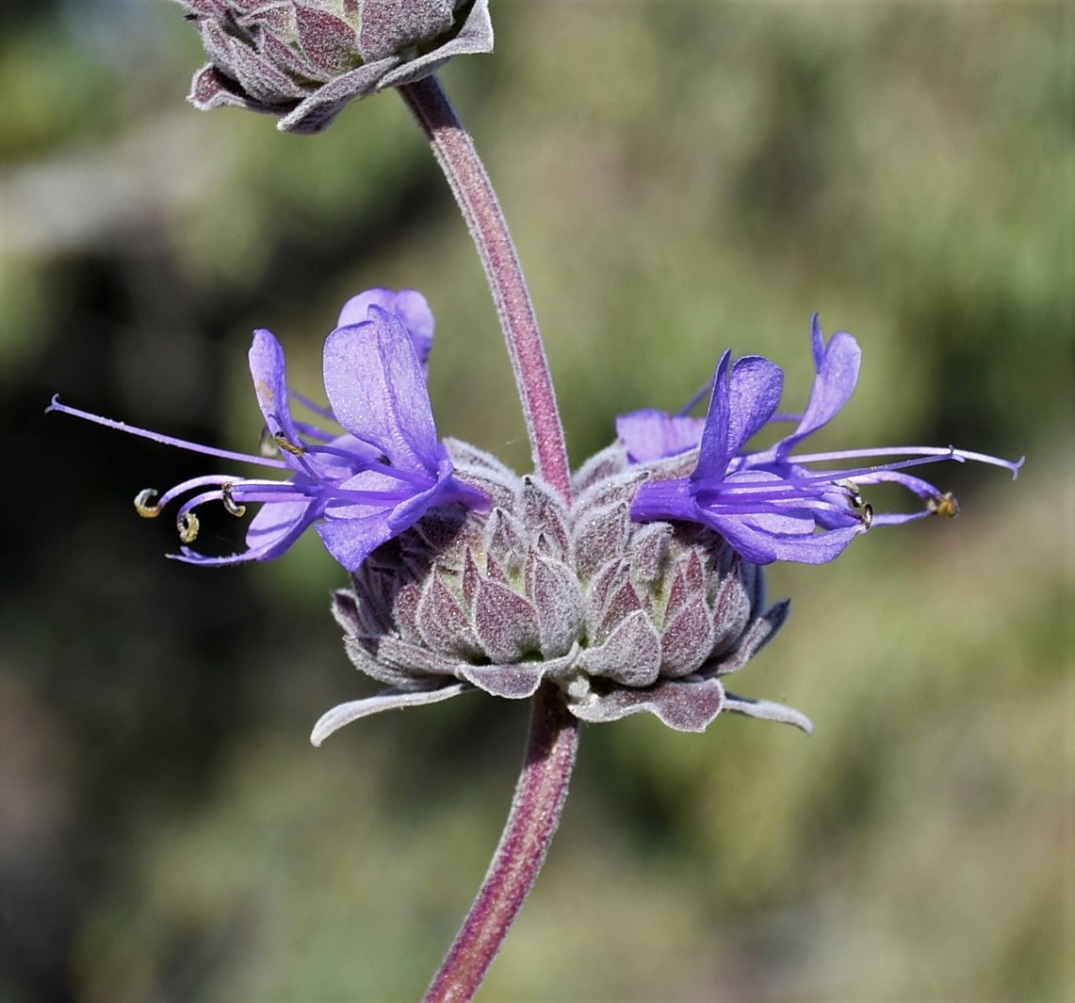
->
[[172, 0, 494, 134], [315, 440, 810, 744]]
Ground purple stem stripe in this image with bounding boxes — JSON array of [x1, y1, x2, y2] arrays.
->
[[398, 76, 572, 505], [423, 683, 580, 1003]]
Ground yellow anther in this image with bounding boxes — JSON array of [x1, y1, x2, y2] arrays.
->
[[134, 489, 162, 518], [221, 483, 247, 518], [274, 432, 306, 457], [929, 492, 960, 518], [178, 511, 200, 544]]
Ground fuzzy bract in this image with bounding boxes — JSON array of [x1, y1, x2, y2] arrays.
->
[[173, 0, 494, 133], [312, 441, 807, 744]]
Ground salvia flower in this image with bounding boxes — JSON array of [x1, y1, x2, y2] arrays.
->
[[620, 316, 1023, 565], [173, 0, 494, 134], [312, 441, 807, 745], [48, 289, 487, 570]]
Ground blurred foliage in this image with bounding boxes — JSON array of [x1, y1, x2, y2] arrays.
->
[[1, 2, 1071, 1002]]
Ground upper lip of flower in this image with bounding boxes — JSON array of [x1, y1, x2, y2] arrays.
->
[[621, 315, 1023, 565], [47, 290, 488, 570]]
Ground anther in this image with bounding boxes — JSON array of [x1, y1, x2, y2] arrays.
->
[[929, 492, 960, 518], [861, 503, 874, 530], [178, 511, 200, 544], [836, 479, 865, 509], [221, 483, 247, 518], [134, 489, 162, 518], [274, 432, 306, 457]]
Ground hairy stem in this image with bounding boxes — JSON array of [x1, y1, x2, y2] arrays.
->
[[398, 75, 572, 504], [424, 683, 580, 1003]]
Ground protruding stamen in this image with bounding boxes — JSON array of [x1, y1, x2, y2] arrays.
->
[[178, 511, 200, 544], [929, 492, 960, 518], [836, 479, 865, 509], [274, 432, 307, 457], [134, 489, 162, 518], [47, 396, 288, 470], [221, 483, 247, 518], [861, 503, 874, 530]]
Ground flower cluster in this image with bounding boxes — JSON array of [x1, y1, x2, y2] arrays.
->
[[313, 438, 803, 744], [48, 289, 486, 570], [50, 295, 1021, 744], [173, 0, 493, 133], [622, 316, 1022, 565]]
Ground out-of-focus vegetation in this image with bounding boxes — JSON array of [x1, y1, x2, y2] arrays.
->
[[1, 2, 1070, 1001]]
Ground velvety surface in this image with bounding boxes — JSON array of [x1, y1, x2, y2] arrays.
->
[[2, 2, 1068, 1000]]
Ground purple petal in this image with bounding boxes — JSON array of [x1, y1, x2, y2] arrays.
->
[[314, 456, 476, 572], [776, 318, 861, 457], [322, 306, 439, 470], [629, 477, 696, 524], [695, 353, 783, 481], [246, 496, 320, 557], [616, 409, 704, 463], [337, 288, 434, 374], [249, 329, 301, 445], [726, 355, 785, 454], [704, 511, 860, 565], [810, 310, 826, 369], [314, 469, 428, 571]]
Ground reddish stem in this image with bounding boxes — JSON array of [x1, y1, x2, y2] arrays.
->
[[398, 75, 572, 505], [423, 683, 580, 1003]]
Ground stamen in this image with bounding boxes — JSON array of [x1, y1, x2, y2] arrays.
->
[[178, 511, 200, 544], [274, 432, 307, 457], [836, 479, 865, 509], [290, 390, 337, 425], [221, 483, 247, 518], [291, 419, 336, 444], [134, 488, 162, 518], [861, 503, 874, 530], [47, 396, 289, 470], [783, 444, 1023, 479], [928, 492, 960, 518], [679, 381, 711, 416]]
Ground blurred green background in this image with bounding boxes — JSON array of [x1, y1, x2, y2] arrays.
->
[[1, 1, 1071, 1001]]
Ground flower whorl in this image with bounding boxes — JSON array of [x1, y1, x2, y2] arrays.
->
[[174, 0, 494, 134], [315, 440, 808, 743]]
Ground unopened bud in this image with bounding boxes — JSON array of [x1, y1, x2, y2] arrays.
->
[[173, 0, 494, 134]]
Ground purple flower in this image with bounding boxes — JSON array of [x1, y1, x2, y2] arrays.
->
[[48, 289, 487, 570], [621, 316, 1023, 565], [311, 442, 807, 745], [173, 0, 494, 134]]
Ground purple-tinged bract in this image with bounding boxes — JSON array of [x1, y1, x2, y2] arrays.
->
[[311, 442, 806, 745], [621, 316, 1023, 565], [172, 0, 494, 134]]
